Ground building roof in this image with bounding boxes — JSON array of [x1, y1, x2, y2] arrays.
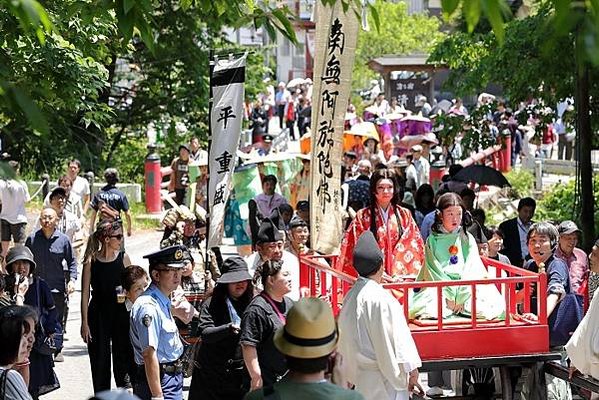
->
[[368, 53, 447, 74]]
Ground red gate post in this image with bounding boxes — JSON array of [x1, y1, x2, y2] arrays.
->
[[144, 144, 162, 214], [429, 160, 447, 190]]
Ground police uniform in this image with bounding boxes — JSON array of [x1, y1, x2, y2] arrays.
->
[[130, 246, 186, 400]]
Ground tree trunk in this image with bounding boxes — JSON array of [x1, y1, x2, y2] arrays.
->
[[575, 37, 595, 252], [105, 124, 127, 167]]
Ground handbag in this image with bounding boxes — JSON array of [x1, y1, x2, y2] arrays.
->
[[32, 279, 58, 356], [179, 338, 200, 378], [548, 292, 584, 347]]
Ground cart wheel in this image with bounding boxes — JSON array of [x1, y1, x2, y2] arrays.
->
[[462, 368, 496, 397]]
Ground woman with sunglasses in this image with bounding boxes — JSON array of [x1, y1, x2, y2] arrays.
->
[[81, 220, 133, 393]]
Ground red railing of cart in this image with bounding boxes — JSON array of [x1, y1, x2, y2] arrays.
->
[[301, 254, 550, 360]]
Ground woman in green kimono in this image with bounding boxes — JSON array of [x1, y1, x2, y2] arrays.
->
[[409, 192, 505, 321]]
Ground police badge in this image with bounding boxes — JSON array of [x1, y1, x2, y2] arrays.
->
[[142, 314, 152, 327]]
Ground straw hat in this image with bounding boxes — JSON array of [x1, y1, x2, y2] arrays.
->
[[273, 297, 338, 359]]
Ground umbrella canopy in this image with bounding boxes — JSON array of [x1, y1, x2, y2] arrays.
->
[[400, 113, 431, 123], [385, 112, 410, 121], [430, 99, 453, 115], [398, 132, 438, 149], [350, 121, 378, 137], [453, 165, 511, 187], [287, 78, 305, 88]]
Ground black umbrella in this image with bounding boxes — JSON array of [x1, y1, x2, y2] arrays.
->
[[453, 165, 511, 188]]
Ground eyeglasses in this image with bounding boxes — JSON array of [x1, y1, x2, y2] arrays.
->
[[110, 234, 124, 240]]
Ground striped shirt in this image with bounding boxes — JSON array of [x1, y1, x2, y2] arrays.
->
[[0, 367, 32, 400]]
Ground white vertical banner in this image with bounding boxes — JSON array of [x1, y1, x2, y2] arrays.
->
[[310, 1, 359, 254], [208, 53, 247, 248]]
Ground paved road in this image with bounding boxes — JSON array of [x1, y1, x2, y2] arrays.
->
[[46, 229, 239, 400]]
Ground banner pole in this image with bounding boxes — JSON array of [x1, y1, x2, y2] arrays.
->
[[206, 49, 214, 277]]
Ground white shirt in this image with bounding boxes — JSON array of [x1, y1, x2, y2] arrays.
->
[[405, 164, 418, 188], [0, 180, 30, 224], [566, 290, 599, 380], [412, 157, 430, 188], [71, 176, 90, 200], [517, 217, 531, 260], [43, 192, 83, 219]]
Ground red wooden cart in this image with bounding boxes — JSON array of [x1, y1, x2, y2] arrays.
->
[[300, 254, 563, 399]]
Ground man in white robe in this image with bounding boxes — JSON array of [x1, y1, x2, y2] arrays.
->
[[338, 231, 423, 400], [566, 239, 599, 382]]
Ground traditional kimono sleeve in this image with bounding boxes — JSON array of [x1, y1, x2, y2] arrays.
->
[[367, 292, 421, 391], [394, 207, 425, 276]]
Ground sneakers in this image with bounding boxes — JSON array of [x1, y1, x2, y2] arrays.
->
[[54, 353, 64, 362], [426, 386, 444, 397]]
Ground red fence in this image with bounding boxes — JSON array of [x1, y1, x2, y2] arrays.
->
[[300, 254, 549, 360]]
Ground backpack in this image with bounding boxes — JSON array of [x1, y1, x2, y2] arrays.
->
[[98, 200, 120, 221]]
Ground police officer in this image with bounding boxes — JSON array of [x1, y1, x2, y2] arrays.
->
[[130, 245, 186, 400]]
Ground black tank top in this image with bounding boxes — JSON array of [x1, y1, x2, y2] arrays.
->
[[90, 252, 125, 302]]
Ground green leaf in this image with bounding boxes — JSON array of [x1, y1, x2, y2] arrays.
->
[[8, 85, 49, 135], [263, 19, 277, 41], [138, 19, 155, 53], [123, 0, 136, 14], [7, 0, 53, 44], [115, 0, 134, 42], [463, 0, 481, 33], [272, 8, 297, 44], [482, 0, 505, 44], [243, 0, 255, 14], [181, 0, 193, 10], [441, 0, 460, 19], [369, 4, 380, 33], [0, 163, 17, 180]]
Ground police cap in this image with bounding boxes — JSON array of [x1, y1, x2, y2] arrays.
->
[[144, 245, 188, 270]]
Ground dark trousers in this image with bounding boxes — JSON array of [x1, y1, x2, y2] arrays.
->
[[277, 104, 285, 129], [88, 300, 134, 392], [62, 272, 70, 333], [174, 188, 187, 206], [557, 135, 573, 160], [428, 370, 452, 388], [134, 366, 183, 400], [51, 292, 66, 353], [286, 120, 296, 140]]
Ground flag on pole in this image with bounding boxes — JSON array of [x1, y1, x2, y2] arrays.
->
[[310, 1, 359, 254], [208, 53, 247, 248]]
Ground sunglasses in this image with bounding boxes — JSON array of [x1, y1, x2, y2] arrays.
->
[[110, 234, 124, 240]]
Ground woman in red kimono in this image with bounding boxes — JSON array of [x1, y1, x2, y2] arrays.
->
[[338, 168, 425, 282]]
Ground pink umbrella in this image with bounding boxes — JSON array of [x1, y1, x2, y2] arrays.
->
[[398, 114, 432, 136]]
